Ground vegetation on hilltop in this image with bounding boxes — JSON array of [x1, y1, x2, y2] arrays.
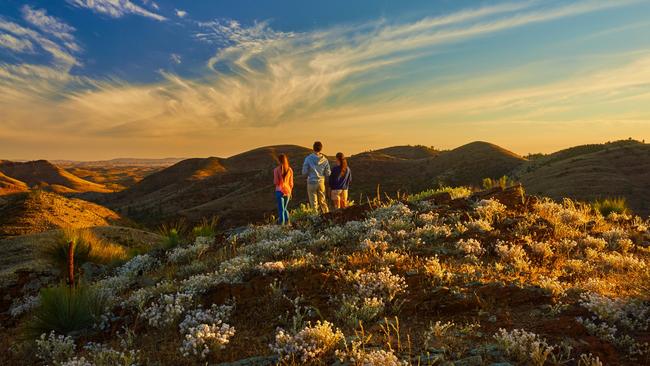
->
[[2, 185, 649, 365]]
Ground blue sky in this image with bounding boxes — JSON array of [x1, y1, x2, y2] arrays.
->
[[0, 0, 649, 159]]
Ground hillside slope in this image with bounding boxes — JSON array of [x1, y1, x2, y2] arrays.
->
[[100, 142, 526, 226], [0, 191, 122, 237], [3, 186, 648, 365], [0, 160, 110, 194], [0, 172, 28, 195], [105, 145, 313, 226], [348, 141, 526, 197], [519, 140, 650, 215]]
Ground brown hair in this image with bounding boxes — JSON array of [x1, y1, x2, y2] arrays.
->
[[278, 154, 290, 178], [336, 152, 347, 177], [313, 141, 323, 152]]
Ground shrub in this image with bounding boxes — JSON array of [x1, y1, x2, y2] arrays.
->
[[346, 267, 408, 302], [407, 186, 472, 202], [494, 328, 556, 366], [178, 304, 236, 358], [482, 175, 518, 189], [43, 229, 128, 272], [35, 331, 76, 365], [192, 216, 219, 239], [592, 197, 629, 217], [335, 296, 385, 328], [141, 292, 194, 328], [455, 238, 484, 257], [27, 285, 107, 337], [158, 222, 187, 249], [290, 203, 319, 223], [270, 321, 344, 363]]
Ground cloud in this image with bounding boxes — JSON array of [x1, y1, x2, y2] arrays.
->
[[0, 13, 79, 70], [0, 32, 34, 53], [66, 0, 166, 21], [1, 0, 648, 159], [170, 53, 181, 64], [141, 0, 160, 11], [21, 5, 78, 51], [175, 9, 187, 18]]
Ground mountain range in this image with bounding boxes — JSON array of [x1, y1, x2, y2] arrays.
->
[[1, 139, 648, 231]]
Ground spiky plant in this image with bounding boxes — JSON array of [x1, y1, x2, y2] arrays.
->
[[26, 284, 106, 337], [592, 197, 629, 217]]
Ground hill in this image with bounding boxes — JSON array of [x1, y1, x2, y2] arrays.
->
[[100, 143, 522, 226], [0, 172, 28, 195], [0, 191, 122, 237], [0, 226, 161, 288], [2, 185, 648, 365], [348, 141, 526, 198], [370, 145, 441, 160], [518, 140, 650, 215], [0, 160, 111, 194], [53, 157, 184, 167]]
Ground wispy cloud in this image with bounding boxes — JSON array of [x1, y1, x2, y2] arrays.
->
[[0, 32, 34, 53], [0, 12, 79, 69], [170, 53, 182, 64], [66, 0, 166, 21], [175, 9, 187, 18], [1, 0, 648, 158], [21, 5, 78, 51]]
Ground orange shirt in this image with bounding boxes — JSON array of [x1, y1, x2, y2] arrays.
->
[[273, 166, 294, 196]]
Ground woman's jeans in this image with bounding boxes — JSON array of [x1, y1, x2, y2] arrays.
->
[[275, 191, 290, 224]]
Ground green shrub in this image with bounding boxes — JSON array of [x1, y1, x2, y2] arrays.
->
[[26, 285, 107, 337], [290, 203, 319, 222], [592, 197, 629, 217], [158, 222, 186, 249], [407, 186, 473, 202], [192, 216, 219, 238], [482, 175, 518, 190]]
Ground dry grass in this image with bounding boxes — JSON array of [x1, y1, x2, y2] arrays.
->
[[2, 185, 649, 366]]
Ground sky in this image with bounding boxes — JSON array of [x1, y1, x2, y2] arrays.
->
[[0, 0, 649, 160]]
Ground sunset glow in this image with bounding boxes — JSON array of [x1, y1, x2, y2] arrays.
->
[[1, 0, 649, 159]]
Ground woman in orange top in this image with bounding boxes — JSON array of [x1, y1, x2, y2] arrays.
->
[[273, 154, 294, 225]]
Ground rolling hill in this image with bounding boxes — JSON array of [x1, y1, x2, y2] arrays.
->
[[98, 142, 526, 226], [0, 160, 111, 194], [518, 140, 650, 215], [0, 190, 122, 237], [4, 140, 648, 232], [0, 172, 28, 195]]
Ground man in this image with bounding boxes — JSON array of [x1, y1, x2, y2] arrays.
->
[[302, 141, 331, 214]]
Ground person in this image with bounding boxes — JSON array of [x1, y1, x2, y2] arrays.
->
[[302, 141, 331, 214], [329, 152, 352, 209], [273, 154, 294, 225]]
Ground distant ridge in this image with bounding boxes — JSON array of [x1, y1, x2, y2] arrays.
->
[[54, 157, 185, 167], [0, 160, 111, 195]]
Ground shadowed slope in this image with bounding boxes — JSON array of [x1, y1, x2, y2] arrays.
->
[[348, 141, 526, 197], [520, 140, 650, 215]]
